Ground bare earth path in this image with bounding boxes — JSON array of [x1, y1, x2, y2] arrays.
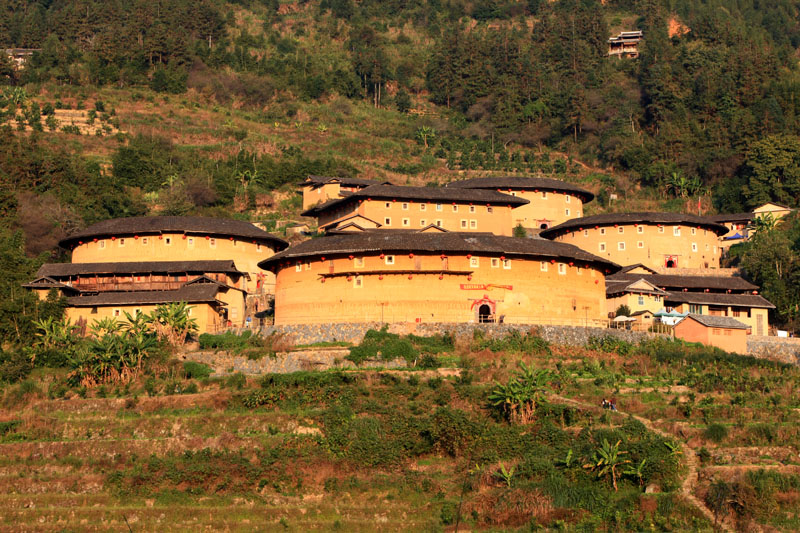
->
[[548, 393, 732, 532]]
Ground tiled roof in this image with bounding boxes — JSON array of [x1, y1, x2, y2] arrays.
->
[[66, 284, 221, 307], [445, 176, 594, 202], [708, 212, 754, 223], [59, 216, 288, 249], [259, 231, 619, 271], [680, 314, 750, 330], [607, 272, 758, 291], [303, 175, 383, 187], [539, 212, 728, 238], [665, 291, 775, 309], [301, 184, 528, 216], [37, 260, 244, 278]]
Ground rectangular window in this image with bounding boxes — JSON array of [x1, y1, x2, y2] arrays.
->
[[542, 191, 548, 199], [565, 208, 570, 216], [658, 226, 664, 233], [460, 219, 467, 229], [354, 276, 363, 288], [599, 242, 606, 252], [541, 262, 548, 272], [673, 226, 681, 236], [469, 219, 477, 229], [305, 261, 311, 270], [296, 261, 302, 272], [618, 226, 624, 234], [691, 228, 696, 235], [491, 258, 499, 268], [452, 205, 458, 212], [420, 203, 426, 211], [502, 259, 511, 269], [618, 242, 626, 251], [119, 238, 125, 247], [402, 202, 409, 210], [558, 263, 566, 275], [712, 328, 721, 335], [733, 309, 741, 317], [691, 243, 698, 252], [470, 257, 479, 268], [435, 219, 443, 227], [165, 237, 172, 246], [256, 243, 262, 252], [436, 203, 442, 211], [209, 238, 216, 248], [99, 240, 106, 249], [354, 257, 364, 268], [600, 228, 606, 235], [724, 330, 731, 336], [713, 246, 717, 254], [385, 255, 395, 265], [638, 295, 644, 306], [565, 195, 571, 203], [402, 218, 410, 227], [384, 217, 391, 226], [689, 304, 702, 314], [469, 205, 475, 213], [188, 237, 194, 247], [420, 219, 427, 227], [637, 241, 644, 249], [487, 206, 493, 213], [385, 202, 391, 209], [142, 237, 148, 245], [655, 295, 660, 302], [583, 230, 589, 237], [113, 308, 121, 317], [705, 244, 709, 251], [637, 226, 644, 234]]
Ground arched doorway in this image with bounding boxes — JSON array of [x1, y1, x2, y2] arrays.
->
[[540, 223, 549, 229], [478, 304, 493, 323], [665, 259, 675, 268]]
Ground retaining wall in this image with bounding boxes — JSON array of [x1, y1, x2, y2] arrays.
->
[[746, 336, 800, 365]]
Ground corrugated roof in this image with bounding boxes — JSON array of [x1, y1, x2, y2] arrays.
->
[[66, 284, 222, 307], [301, 184, 528, 216], [539, 212, 728, 238], [665, 291, 775, 309], [680, 314, 750, 330], [607, 272, 758, 291], [259, 231, 619, 271], [37, 260, 244, 278], [59, 216, 288, 249], [445, 176, 594, 202]]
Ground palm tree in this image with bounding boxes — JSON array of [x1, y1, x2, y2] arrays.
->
[[584, 439, 631, 491]]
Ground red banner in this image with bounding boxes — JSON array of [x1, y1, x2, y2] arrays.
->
[[459, 283, 513, 291]]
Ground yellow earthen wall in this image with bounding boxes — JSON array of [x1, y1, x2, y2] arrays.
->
[[606, 292, 665, 315], [552, 223, 721, 269], [508, 190, 584, 229], [319, 200, 515, 235], [70, 233, 279, 294], [66, 303, 220, 334], [273, 253, 608, 325]]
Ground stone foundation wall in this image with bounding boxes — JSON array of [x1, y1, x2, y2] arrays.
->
[[746, 336, 800, 365]]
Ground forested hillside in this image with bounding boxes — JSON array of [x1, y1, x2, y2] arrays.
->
[[2, 0, 800, 337]]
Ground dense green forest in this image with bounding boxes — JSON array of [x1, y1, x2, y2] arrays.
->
[[2, 0, 800, 335]]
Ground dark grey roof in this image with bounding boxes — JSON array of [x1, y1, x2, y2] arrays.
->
[[22, 276, 80, 291], [605, 279, 668, 296], [607, 272, 758, 291], [708, 212, 754, 223], [680, 314, 750, 330], [36, 260, 243, 278], [665, 292, 775, 309], [303, 175, 383, 188], [59, 216, 288, 249], [445, 176, 594, 202], [259, 231, 620, 271], [301, 184, 528, 216], [66, 284, 222, 307], [539, 212, 728, 238], [617, 264, 658, 274]]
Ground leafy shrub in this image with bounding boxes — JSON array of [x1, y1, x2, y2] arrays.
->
[[226, 373, 246, 389], [704, 423, 728, 443], [587, 336, 635, 356], [473, 330, 551, 355], [183, 361, 212, 379], [347, 327, 418, 365], [0, 350, 33, 383], [748, 423, 777, 444]]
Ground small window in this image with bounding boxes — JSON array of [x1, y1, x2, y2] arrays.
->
[[565, 208, 570, 216], [542, 191, 548, 199], [296, 261, 302, 272], [469, 205, 476, 213], [599, 242, 606, 252], [119, 238, 125, 247], [384, 217, 391, 226], [256, 243, 262, 252], [654, 295, 660, 302], [209, 238, 216, 248], [565, 195, 571, 203], [691, 243, 698, 252], [540, 262, 548, 272], [113, 308, 121, 317], [470, 257, 479, 268], [599, 228, 606, 235], [469, 219, 477, 229], [713, 246, 717, 254], [165, 237, 172, 246], [188, 237, 195, 247], [491, 258, 499, 268], [638, 295, 644, 306], [354, 257, 364, 268], [691, 227, 696, 235], [618, 242, 626, 251], [712, 328, 721, 335], [583, 230, 589, 237], [435, 219, 443, 227], [487, 206, 493, 213], [436, 203, 442, 211], [385, 202, 391, 209], [637, 226, 644, 234], [420, 219, 427, 227], [305, 261, 311, 270], [673, 226, 681, 236], [452, 205, 458, 212], [658, 226, 665, 234], [558, 263, 566, 275], [637, 241, 644, 249], [460, 219, 467, 229], [420, 203, 426, 211], [402, 202, 409, 210], [618, 226, 624, 234], [724, 330, 731, 336], [99, 240, 106, 249], [354, 276, 363, 288], [502, 259, 511, 269], [142, 237, 149, 245], [186, 307, 192, 316], [402, 218, 410, 227], [576, 267, 582, 276], [385, 255, 395, 265], [705, 243, 709, 251]]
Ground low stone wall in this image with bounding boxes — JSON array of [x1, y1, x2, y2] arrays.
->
[[746, 336, 800, 365], [183, 347, 406, 376], [238, 322, 665, 348]]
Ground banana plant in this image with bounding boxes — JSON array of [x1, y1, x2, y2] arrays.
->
[[584, 439, 630, 491], [494, 463, 516, 488], [623, 458, 647, 487], [488, 363, 552, 424]]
